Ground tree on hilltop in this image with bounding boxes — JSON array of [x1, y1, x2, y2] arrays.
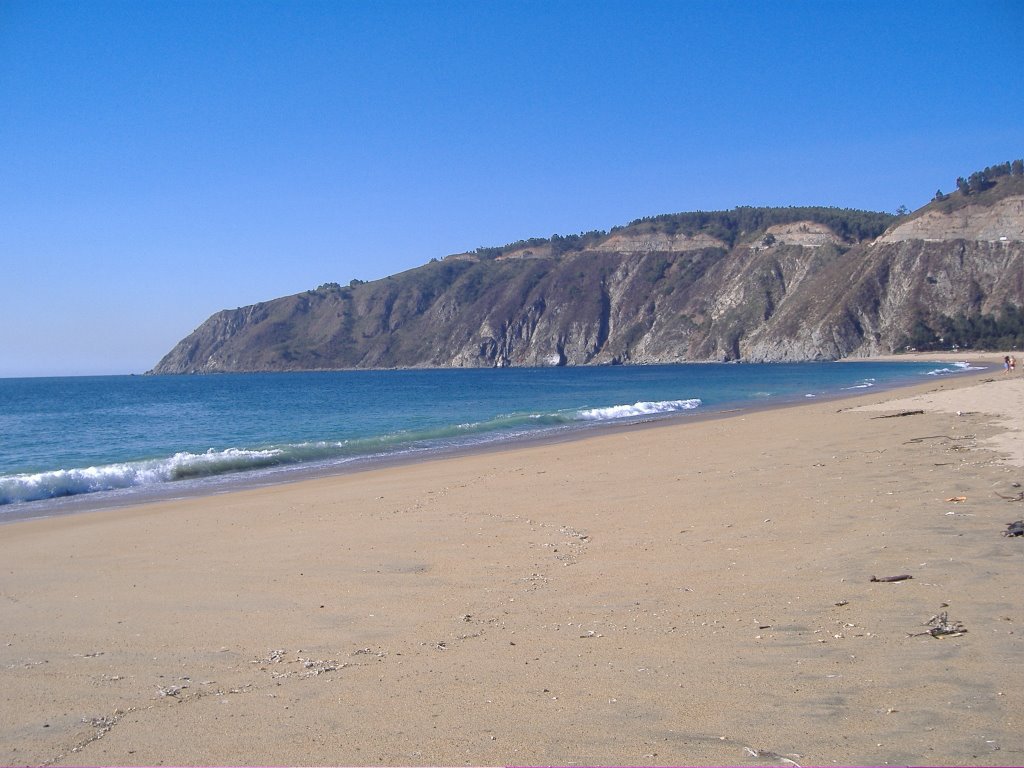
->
[[968, 170, 991, 192], [955, 159, 1024, 193]]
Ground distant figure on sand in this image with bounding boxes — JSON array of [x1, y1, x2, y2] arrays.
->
[[1011, 355, 1017, 373], [1004, 356, 1011, 374]]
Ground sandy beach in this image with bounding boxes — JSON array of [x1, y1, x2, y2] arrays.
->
[[1, 360, 1022, 767]]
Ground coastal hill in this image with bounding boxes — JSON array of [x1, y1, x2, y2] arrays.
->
[[150, 163, 1024, 373]]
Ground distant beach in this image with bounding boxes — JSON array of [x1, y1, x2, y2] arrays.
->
[[1, 357, 1021, 765]]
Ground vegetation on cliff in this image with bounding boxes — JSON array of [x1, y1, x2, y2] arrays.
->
[[931, 158, 1024, 210], [906, 304, 1024, 352], [620, 206, 895, 247], [469, 206, 895, 260]]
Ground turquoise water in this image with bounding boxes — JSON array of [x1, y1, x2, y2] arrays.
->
[[0, 361, 986, 515]]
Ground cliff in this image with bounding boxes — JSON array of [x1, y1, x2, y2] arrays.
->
[[150, 171, 1024, 373]]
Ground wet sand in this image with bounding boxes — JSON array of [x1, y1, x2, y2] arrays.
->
[[1, 361, 1022, 766]]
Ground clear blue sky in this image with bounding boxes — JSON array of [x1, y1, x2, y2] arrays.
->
[[1, 0, 1022, 377]]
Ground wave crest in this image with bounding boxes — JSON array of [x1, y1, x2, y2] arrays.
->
[[927, 361, 986, 375], [0, 447, 289, 505], [577, 398, 701, 421]]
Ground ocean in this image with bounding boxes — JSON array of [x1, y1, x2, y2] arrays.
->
[[0, 360, 986, 518]]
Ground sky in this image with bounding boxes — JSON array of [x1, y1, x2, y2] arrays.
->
[[1, 1, 1022, 377]]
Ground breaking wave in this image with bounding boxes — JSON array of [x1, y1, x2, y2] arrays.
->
[[0, 447, 293, 505], [577, 398, 702, 421], [842, 377, 877, 390], [926, 361, 987, 375]]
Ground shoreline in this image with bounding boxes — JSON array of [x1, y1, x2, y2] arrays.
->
[[2, 360, 1022, 766], [0, 356, 1000, 525], [840, 350, 1018, 363]]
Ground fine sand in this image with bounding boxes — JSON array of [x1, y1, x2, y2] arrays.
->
[[1, 362, 1022, 766]]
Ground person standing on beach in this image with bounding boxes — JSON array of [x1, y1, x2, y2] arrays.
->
[[1011, 355, 1017, 373], [1004, 356, 1011, 374]]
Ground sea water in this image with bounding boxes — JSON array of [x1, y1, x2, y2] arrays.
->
[[0, 361, 986, 517]]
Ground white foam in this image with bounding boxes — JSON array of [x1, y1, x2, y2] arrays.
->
[[926, 361, 986, 375], [0, 447, 285, 505], [576, 399, 701, 421], [842, 377, 877, 390]]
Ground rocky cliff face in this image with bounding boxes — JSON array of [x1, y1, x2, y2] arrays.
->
[[150, 176, 1024, 373]]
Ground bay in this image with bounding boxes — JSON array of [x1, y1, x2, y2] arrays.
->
[[0, 360, 985, 516]]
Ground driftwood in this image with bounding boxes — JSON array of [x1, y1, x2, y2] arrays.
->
[[871, 410, 924, 419], [871, 574, 912, 582]]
